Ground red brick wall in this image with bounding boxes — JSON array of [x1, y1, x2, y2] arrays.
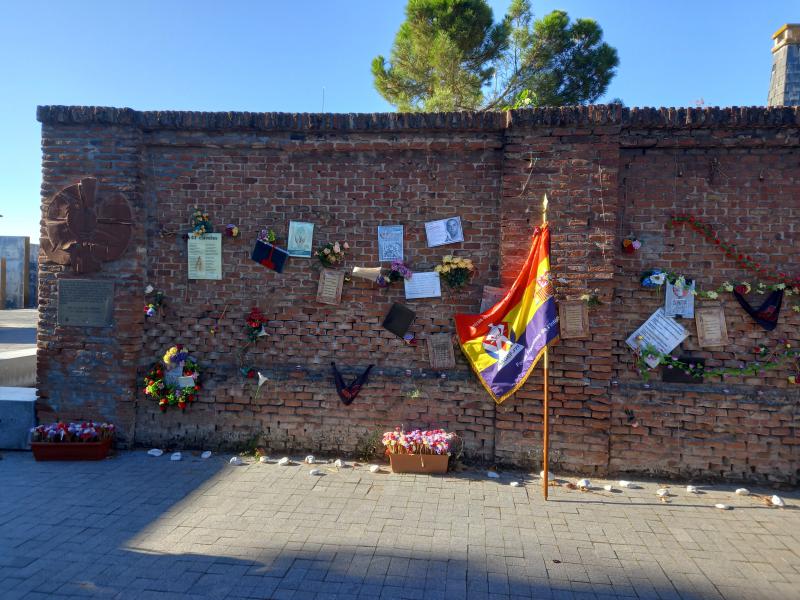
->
[[611, 127, 800, 484], [36, 106, 800, 483]]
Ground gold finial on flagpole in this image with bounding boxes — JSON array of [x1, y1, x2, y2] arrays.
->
[[542, 193, 548, 225]]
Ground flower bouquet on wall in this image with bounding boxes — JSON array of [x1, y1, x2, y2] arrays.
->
[[316, 241, 349, 268], [143, 345, 202, 412], [377, 261, 413, 287], [435, 255, 475, 290], [381, 427, 458, 474], [30, 421, 115, 461]]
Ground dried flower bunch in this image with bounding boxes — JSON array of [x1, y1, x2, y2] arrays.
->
[[190, 207, 213, 237], [621, 236, 641, 254], [31, 421, 115, 443], [435, 255, 475, 289], [317, 241, 349, 267], [257, 228, 277, 244], [143, 284, 165, 318], [377, 260, 413, 287]]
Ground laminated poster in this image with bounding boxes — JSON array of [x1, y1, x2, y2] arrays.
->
[[625, 308, 688, 369], [378, 225, 404, 262], [188, 233, 222, 280]]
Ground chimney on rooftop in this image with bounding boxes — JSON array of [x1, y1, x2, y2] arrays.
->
[[768, 24, 800, 106]]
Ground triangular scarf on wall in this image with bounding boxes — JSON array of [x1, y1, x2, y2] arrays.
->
[[331, 362, 374, 405], [733, 288, 784, 331]]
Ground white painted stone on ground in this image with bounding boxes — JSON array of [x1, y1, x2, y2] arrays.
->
[[170, 452, 181, 461], [334, 459, 343, 468], [369, 465, 380, 473], [305, 455, 315, 464], [735, 488, 750, 496], [259, 456, 269, 464], [510, 481, 520, 487], [603, 485, 613, 492], [656, 488, 669, 498], [147, 449, 163, 457], [715, 503, 732, 510], [487, 471, 499, 479], [686, 485, 697, 493], [201, 451, 212, 459], [539, 470, 554, 480], [771, 495, 785, 507], [278, 457, 290, 466], [619, 480, 632, 488], [577, 478, 591, 489], [229, 456, 243, 466], [309, 468, 321, 476]]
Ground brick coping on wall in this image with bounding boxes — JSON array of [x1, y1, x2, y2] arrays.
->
[[37, 104, 800, 132]]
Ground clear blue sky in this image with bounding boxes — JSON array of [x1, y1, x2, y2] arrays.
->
[[1, 0, 796, 241]]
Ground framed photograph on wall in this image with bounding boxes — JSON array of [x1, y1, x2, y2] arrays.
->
[[425, 216, 464, 247], [287, 221, 314, 258]]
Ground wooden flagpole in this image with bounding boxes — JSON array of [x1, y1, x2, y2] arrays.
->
[[542, 194, 550, 501]]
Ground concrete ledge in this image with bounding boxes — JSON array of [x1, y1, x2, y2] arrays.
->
[[0, 387, 36, 449], [36, 105, 800, 132], [0, 348, 36, 387]]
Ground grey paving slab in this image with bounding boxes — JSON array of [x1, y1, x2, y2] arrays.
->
[[0, 451, 798, 599]]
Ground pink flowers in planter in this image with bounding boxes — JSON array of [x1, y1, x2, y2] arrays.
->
[[30, 421, 116, 443], [382, 428, 454, 456]]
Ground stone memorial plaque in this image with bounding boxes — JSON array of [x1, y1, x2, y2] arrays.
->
[[57, 279, 114, 327], [428, 333, 456, 369], [695, 305, 729, 347], [558, 301, 589, 339], [316, 269, 344, 305]]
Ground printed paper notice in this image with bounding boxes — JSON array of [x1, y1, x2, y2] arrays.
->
[[625, 308, 688, 368], [188, 233, 222, 280], [425, 216, 464, 247], [404, 272, 442, 300], [378, 225, 404, 262], [665, 279, 695, 318]]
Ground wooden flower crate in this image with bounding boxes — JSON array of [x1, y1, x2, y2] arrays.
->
[[389, 453, 448, 474], [31, 438, 112, 461]]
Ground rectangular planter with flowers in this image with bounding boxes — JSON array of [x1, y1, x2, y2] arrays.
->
[[30, 421, 115, 461], [382, 428, 457, 474]]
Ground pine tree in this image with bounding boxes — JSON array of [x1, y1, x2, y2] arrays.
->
[[371, 0, 509, 112], [372, 0, 619, 112]]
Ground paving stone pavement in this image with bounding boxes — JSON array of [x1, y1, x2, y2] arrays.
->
[[0, 451, 798, 600]]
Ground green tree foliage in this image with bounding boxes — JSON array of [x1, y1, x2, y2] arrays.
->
[[373, 0, 619, 112], [371, 0, 509, 112]]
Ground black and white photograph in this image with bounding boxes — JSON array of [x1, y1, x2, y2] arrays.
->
[[424, 216, 464, 247]]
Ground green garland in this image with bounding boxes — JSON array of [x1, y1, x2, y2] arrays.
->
[[642, 269, 800, 313], [635, 341, 800, 384]]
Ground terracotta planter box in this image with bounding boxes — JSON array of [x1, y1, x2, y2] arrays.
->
[[389, 453, 448, 474], [31, 439, 112, 461]]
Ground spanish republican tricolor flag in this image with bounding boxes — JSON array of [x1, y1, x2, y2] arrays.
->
[[455, 225, 559, 404]]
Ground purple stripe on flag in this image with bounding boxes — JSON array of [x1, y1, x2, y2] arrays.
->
[[479, 297, 559, 399]]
